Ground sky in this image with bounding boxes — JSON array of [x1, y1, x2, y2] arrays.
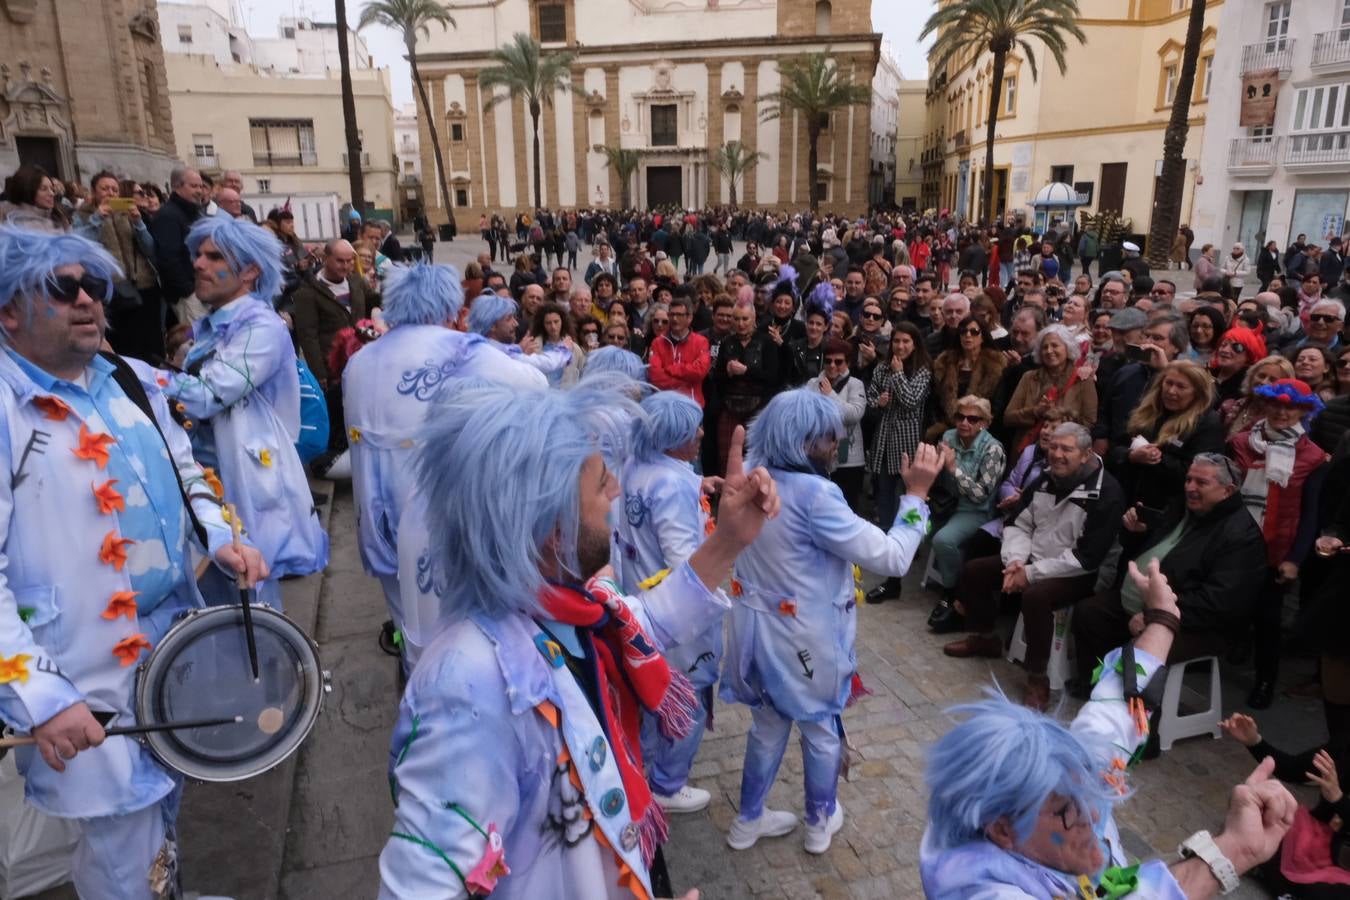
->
[[243, 1, 938, 108]]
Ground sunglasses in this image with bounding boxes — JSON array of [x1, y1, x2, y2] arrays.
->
[[45, 273, 110, 303], [1223, 341, 1249, 353], [1310, 314, 1342, 324], [960, 328, 982, 337], [955, 413, 986, 424], [860, 311, 884, 320], [824, 357, 848, 365], [649, 319, 669, 327]]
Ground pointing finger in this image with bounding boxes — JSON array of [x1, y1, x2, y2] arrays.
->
[[726, 425, 747, 482], [1246, 755, 1277, 786]]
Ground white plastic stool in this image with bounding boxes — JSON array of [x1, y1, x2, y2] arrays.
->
[[1156, 656, 1222, 751], [921, 548, 939, 590], [1007, 608, 1074, 692]]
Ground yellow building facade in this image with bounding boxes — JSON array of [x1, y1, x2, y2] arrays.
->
[[895, 80, 926, 211], [923, 0, 1221, 231]]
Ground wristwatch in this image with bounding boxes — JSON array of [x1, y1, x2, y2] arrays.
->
[[1178, 830, 1240, 894]]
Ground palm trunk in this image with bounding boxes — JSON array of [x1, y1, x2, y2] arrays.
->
[[729, 173, 738, 209], [1147, 0, 1207, 268], [981, 49, 1006, 224], [807, 125, 821, 212], [530, 100, 542, 210], [335, 0, 365, 214], [410, 46, 452, 234]]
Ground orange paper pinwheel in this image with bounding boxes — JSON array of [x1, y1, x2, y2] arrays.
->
[[73, 424, 115, 469], [92, 479, 125, 515], [0, 653, 32, 684], [101, 591, 140, 621], [111, 634, 152, 667], [33, 395, 72, 421], [99, 531, 136, 571]]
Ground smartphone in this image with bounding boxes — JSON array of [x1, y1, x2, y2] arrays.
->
[[1124, 344, 1150, 363], [107, 197, 137, 213]]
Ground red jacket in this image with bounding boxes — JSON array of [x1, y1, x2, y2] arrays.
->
[[648, 330, 711, 406], [1229, 430, 1328, 566]]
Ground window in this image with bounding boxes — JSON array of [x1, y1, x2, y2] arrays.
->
[[1288, 83, 1350, 162], [1265, 1, 1290, 52], [282, 26, 295, 39], [451, 122, 465, 142], [1164, 65, 1178, 104], [1201, 55, 1213, 99], [455, 188, 469, 207], [1341, 0, 1350, 41], [651, 104, 677, 146], [257, 178, 271, 193], [249, 118, 317, 167], [178, 24, 193, 44], [1004, 76, 1017, 115], [404, 160, 414, 172], [539, 5, 566, 43], [191, 134, 216, 167], [1050, 164, 1074, 184], [815, 1, 832, 36], [1250, 124, 1274, 142]]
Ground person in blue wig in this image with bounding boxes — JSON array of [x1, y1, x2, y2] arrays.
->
[[720, 387, 943, 855], [582, 344, 647, 383], [378, 377, 780, 899], [0, 226, 265, 899], [342, 262, 546, 664], [156, 215, 328, 609], [469, 290, 572, 382], [611, 391, 724, 815], [922, 559, 1298, 898]]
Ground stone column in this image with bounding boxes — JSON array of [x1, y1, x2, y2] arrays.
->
[[463, 73, 484, 222], [512, 93, 531, 212], [571, 65, 589, 210], [542, 91, 560, 210], [741, 64, 758, 208], [705, 62, 724, 206], [480, 81, 501, 211], [604, 65, 622, 207]]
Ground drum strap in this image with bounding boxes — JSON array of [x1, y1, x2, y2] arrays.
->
[[100, 351, 212, 549]]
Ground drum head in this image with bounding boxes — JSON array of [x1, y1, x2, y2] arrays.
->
[[136, 606, 323, 782]]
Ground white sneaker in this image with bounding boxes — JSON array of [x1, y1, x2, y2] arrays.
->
[[726, 808, 798, 850], [654, 784, 711, 813], [804, 802, 844, 854]]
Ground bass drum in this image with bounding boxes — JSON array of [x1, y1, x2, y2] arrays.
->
[[135, 605, 327, 782]]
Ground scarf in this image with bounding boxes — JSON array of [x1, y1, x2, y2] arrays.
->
[[1248, 420, 1304, 487], [538, 577, 698, 867]]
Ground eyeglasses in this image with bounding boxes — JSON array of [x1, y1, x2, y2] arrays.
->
[[824, 357, 848, 366], [45, 273, 110, 303], [1310, 314, 1342, 324], [960, 328, 982, 337], [860, 311, 884, 320], [955, 413, 986, 424], [1223, 341, 1249, 353]]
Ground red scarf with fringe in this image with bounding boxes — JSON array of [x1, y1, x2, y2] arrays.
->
[[539, 577, 697, 867]]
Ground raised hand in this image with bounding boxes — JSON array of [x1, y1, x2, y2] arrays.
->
[[1127, 558, 1179, 619], [1213, 757, 1298, 875], [1306, 749, 1343, 804], [716, 425, 779, 548], [1219, 713, 1262, 747], [899, 443, 942, 502]]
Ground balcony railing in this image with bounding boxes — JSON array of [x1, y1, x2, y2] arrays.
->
[[400, 174, 421, 185], [193, 153, 219, 169], [953, 129, 969, 150], [1241, 39, 1294, 75], [253, 151, 317, 167], [1313, 31, 1350, 69], [1227, 136, 1280, 173], [342, 152, 372, 168], [1285, 131, 1350, 169]]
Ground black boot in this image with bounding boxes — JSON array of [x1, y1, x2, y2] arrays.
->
[[865, 576, 901, 605], [928, 591, 965, 634]]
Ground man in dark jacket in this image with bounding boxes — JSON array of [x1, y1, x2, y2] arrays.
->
[[1321, 237, 1347, 289], [149, 165, 205, 308], [1071, 453, 1267, 689], [291, 239, 372, 388]]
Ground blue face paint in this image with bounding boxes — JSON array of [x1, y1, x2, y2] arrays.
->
[[1049, 832, 1065, 846], [215, 269, 231, 280]]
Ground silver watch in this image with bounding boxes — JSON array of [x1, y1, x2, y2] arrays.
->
[[1178, 830, 1240, 894]]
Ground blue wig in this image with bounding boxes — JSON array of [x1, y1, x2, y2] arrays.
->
[[0, 226, 120, 342], [925, 691, 1117, 851], [581, 345, 646, 382], [382, 262, 464, 327], [806, 281, 836, 321], [185, 216, 284, 302], [467, 292, 517, 336], [631, 391, 702, 463], [772, 264, 799, 300], [414, 375, 642, 623], [746, 388, 843, 471]]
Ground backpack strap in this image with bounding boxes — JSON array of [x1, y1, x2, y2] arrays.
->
[[99, 351, 212, 549]]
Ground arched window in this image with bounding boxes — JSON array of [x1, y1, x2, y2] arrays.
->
[[815, 1, 832, 36]]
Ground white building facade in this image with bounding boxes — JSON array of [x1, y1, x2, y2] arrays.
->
[[870, 49, 902, 206], [160, 1, 397, 228], [412, 0, 881, 229], [1194, 0, 1350, 253]]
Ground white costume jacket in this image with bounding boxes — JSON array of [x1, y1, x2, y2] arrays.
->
[[159, 294, 328, 584], [0, 351, 232, 818], [721, 472, 929, 722], [378, 562, 729, 899], [611, 454, 722, 689]]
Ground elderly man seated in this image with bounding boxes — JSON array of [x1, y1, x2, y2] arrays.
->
[[1072, 454, 1266, 698], [943, 422, 1123, 711], [922, 562, 1297, 898]]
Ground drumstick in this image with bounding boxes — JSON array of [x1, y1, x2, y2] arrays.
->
[[0, 715, 243, 749], [227, 503, 260, 681]]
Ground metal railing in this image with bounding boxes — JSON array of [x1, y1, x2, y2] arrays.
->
[[1241, 39, 1294, 74], [252, 151, 317, 167], [1227, 136, 1280, 170], [193, 153, 219, 169], [953, 129, 968, 149], [1313, 31, 1350, 68], [1285, 131, 1350, 167], [342, 152, 372, 168]]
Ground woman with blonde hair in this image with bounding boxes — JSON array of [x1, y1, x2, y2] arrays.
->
[[1112, 360, 1224, 516], [1003, 325, 1098, 452], [654, 257, 680, 285], [1219, 354, 1296, 438]]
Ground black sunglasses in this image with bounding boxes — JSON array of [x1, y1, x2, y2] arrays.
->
[[860, 311, 884, 320], [955, 413, 987, 424], [824, 357, 848, 365], [960, 327, 982, 337], [1310, 314, 1342, 324], [1223, 341, 1249, 353], [45, 273, 111, 303]]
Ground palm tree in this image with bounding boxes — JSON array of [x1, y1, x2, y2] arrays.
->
[[921, 0, 1085, 223], [759, 52, 871, 212], [600, 146, 640, 209], [358, 0, 455, 228], [335, 0, 365, 214], [709, 141, 766, 208], [1145, 0, 1206, 268], [479, 33, 582, 211]]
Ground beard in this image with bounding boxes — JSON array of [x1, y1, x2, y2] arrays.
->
[[575, 519, 612, 581]]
